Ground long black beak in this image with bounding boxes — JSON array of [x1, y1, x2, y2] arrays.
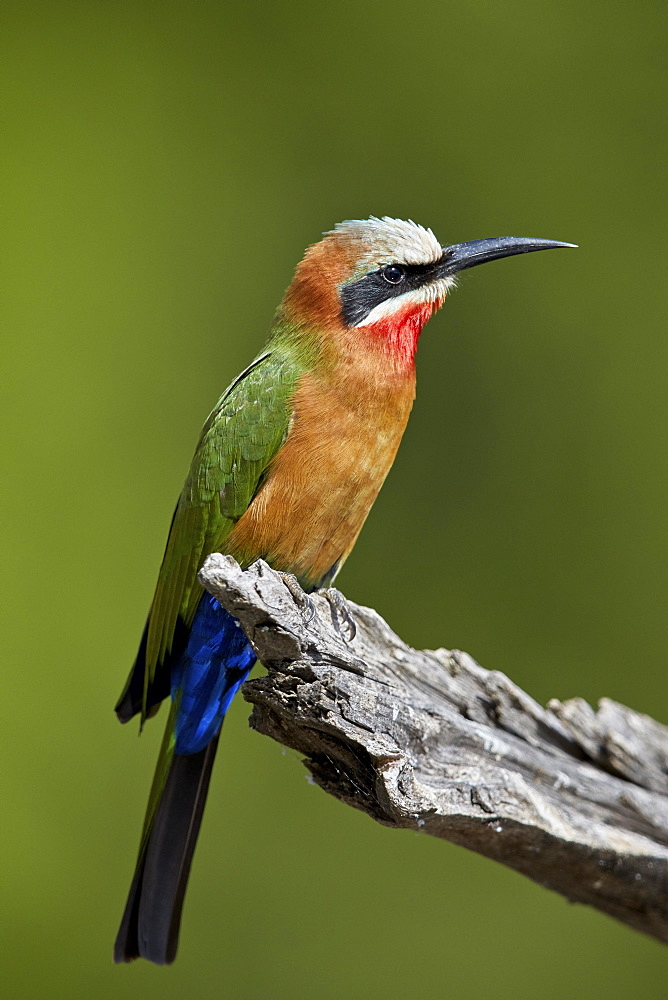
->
[[438, 236, 577, 276]]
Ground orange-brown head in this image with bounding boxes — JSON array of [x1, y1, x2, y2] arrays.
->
[[280, 216, 575, 368]]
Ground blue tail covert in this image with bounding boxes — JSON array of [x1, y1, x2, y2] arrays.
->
[[171, 593, 256, 754]]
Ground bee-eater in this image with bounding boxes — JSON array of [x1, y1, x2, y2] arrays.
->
[[114, 217, 574, 965]]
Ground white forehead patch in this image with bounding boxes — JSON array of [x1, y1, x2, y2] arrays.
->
[[331, 216, 443, 269]]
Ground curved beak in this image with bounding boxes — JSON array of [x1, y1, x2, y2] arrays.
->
[[438, 236, 577, 276]]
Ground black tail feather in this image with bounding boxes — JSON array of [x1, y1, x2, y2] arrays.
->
[[113, 735, 220, 965], [114, 617, 189, 724]]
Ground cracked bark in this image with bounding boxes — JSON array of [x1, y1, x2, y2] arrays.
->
[[198, 554, 668, 944]]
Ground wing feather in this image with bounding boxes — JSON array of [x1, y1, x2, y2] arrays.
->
[[130, 349, 300, 722]]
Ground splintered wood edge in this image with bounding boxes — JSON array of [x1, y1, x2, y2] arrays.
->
[[199, 553, 668, 944]]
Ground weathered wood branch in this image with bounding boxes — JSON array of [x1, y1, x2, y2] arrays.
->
[[199, 554, 668, 943]]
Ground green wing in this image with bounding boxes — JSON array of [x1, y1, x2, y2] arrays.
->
[[139, 348, 300, 716]]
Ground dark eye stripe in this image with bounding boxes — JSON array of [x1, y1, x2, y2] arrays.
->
[[340, 256, 445, 327]]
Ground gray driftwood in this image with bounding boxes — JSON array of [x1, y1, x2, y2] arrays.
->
[[199, 554, 668, 943]]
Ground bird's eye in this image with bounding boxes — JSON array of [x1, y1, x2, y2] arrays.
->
[[380, 264, 405, 285]]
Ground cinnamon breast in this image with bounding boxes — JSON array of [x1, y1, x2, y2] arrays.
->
[[227, 360, 415, 589]]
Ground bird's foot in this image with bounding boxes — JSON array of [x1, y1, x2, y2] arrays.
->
[[277, 571, 317, 625], [276, 573, 356, 641], [318, 587, 357, 642]]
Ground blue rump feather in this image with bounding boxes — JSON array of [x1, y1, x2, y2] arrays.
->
[[171, 593, 256, 754]]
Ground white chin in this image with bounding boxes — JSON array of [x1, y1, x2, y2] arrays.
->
[[354, 278, 455, 328]]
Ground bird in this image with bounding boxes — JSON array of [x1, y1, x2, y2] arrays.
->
[[113, 216, 575, 965]]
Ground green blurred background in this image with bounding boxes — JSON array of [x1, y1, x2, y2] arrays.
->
[[2, 1, 666, 997]]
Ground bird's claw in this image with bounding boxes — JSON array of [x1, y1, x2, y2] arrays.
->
[[276, 574, 355, 640], [277, 571, 317, 625], [319, 587, 357, 642]]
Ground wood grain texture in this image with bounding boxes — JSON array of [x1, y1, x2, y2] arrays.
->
[[198, 554, 668, 944]]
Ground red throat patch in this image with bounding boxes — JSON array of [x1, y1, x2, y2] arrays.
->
[[363, 298, 443, 367]]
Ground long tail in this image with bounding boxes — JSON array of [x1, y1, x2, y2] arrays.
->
[[114, 718, 220, 964], [114, 594, 256, 964]]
